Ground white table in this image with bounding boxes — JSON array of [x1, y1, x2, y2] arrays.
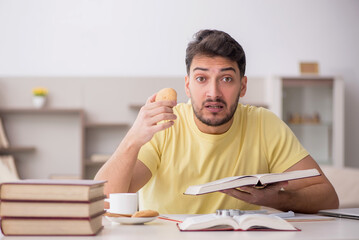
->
[[1, 215, 359, 240]]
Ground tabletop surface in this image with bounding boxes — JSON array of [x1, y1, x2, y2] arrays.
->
[[1, 214, 359, 240]]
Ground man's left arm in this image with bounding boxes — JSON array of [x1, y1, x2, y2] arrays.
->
[[221, 155, 339, 213]]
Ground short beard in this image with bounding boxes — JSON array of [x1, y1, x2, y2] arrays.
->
[[192, 94, 240, 127]]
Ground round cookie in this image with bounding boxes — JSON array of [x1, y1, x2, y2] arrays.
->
[[155, 88, 177, 102], [131, 210, 159, 218], [104, 212, 132, 218]]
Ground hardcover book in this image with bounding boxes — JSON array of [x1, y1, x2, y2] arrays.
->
[[184, 169, 320, 195], [0, 212, 104, 236], [0, 179, 106, 201], [0, 197, 105, 218]]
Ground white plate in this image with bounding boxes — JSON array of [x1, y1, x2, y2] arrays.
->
[[105, 216, 157, 224]]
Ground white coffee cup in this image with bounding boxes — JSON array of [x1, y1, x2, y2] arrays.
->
[[105, 193, 138, 215]]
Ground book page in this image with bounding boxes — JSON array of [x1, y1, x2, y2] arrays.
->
[[233, 214, 296, 230], [178, 214, 239, 230], [194, 176, 241, 187], [259, 169, 320, 185]]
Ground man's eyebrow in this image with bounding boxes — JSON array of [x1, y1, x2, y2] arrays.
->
[[192, 67, 236, 72], [193, 67, 208, 72], [221, 67, 236, 72]]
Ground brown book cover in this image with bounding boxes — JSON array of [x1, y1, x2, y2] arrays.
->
[[0, 179, 106, 201], [0, 196, 105, 218], [0, 211, 105, 236]]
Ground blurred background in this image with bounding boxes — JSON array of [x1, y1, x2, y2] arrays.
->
[[0, 0, 358, 184]]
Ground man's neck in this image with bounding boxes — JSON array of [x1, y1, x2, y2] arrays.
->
[[193, 116, 234, 135]]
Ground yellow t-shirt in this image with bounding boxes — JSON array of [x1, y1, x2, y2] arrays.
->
[[138, 103, 308, 214]]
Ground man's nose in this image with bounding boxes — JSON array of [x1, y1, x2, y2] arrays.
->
[[206, 80, 222, 99]]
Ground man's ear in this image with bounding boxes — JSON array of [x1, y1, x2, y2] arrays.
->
[[185, 75, 191, 98], [240, 76, 247, 98]]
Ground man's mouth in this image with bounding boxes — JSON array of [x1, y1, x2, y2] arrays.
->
[[205, 104, 223, 109], [203, 101, 226, 112]]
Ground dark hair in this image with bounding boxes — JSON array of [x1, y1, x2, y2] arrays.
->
[[185, 29, 246, 77]]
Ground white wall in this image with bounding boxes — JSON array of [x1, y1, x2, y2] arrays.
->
[[0, 0, 358, 167]]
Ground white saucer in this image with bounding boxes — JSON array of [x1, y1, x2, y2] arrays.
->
[[105, 216, 157, 224]]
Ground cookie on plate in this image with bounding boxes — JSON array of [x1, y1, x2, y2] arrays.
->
[[131, 210, 159, 218]]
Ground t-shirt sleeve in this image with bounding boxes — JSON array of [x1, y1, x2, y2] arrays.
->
[[261, 108, 309, 173], [137, 129, 165, 176]]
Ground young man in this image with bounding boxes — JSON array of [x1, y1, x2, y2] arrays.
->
[[95, 29, 338, 214]]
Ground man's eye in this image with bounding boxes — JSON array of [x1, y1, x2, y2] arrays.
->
[[196, 77, 205, 82], [223, 77, 232, 82]]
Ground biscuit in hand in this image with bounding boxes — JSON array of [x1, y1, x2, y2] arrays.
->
[[131, 210, 159, 218], [155, 88, 177, 102]]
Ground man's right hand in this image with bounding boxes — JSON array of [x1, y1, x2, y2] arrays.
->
[[94, 92, 177, 195], [126, 93, 177, 148]]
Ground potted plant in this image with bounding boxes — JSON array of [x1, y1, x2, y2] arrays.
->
[[32, 87, 48, 108]]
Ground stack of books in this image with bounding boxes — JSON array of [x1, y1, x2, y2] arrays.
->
[[0, 179, 106, 236]]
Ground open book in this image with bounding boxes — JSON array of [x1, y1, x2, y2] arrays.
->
[[184, 168, 320, 195], [178, 214, 298, 231]]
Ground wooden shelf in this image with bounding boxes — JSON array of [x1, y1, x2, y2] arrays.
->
[[274, 75, 344, 167], [85, 160, 106, 166], [85, 123, 130, 128], [241, 102, 269, 108], [0, 108, 84, 114], [129, 104, 143, 110], [288, 122, 332, 126], [0, 146, 36, 154], [282, 77, 333, 87]]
